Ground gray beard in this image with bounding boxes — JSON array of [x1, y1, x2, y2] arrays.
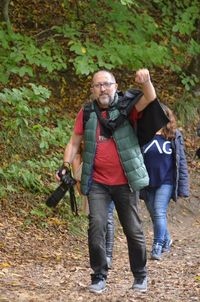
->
[[97, 93, 116, 108]]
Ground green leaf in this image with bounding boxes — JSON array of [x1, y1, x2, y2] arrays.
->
[[30, 209, 47, 218]]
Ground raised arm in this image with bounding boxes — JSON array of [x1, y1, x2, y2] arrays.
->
[[134, 68, 157, 112]]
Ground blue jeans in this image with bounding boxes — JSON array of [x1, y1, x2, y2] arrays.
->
[[144, 184, 173, 246], [88, 181, 147, 279]]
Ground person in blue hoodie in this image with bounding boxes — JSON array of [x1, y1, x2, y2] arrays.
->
[[141, 104, 189, 260]]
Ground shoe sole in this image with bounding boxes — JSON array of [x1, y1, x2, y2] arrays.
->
[[162, 239, 173, 253], [89, 287, 106, 294], [151, 255, 161, 260], [133, 287, 147, 293], [162, 249, 170, 253]]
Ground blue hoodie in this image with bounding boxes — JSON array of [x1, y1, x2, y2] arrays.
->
[[142, 129, 189, 201]]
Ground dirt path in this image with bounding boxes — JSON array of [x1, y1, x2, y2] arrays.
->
[[0, 172, 200, 302]]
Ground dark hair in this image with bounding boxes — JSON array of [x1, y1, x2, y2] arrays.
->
[[160, 104, 177, 140]]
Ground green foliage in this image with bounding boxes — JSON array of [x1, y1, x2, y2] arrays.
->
[[31, 207, 48, 218], [1, 1, 199, 87], [0, 84, 51, 159], [52, 0, 200, 86], [172, 5, 198, 35], [151, 0, 200, 85], [56, 3, 169, 74], [0, 28, 67, 84], [23, 203, 52, 229], [0, 184, 16, 199], [173, 93, 200, 126], [0, 84, 50, 117], [22, 199, 88, 234], [180, 73, 199, 91], [0, 85, 73, 196], [2, 163, 44, 192], [120, 0, 136, 5], [57, 200, 88, 236]]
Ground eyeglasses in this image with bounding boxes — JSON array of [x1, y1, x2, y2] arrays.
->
[[92, 82, 116, 89]]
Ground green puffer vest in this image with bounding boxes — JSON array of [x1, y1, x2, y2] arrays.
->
[[81, 103, 149, 195]]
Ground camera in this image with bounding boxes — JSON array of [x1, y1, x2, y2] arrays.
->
[[46, 168, 77, 208]]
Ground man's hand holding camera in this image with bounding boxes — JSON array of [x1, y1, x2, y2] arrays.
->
[[46, 163, 77, 209], [56, 163, 77, 187]]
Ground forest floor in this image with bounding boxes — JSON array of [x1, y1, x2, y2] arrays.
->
[[0, 168, 200, 302]]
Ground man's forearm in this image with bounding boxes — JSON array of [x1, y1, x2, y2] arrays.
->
[[63, 134, 83, 166], [134, 69, 157, 112], [63, 144, 77, 166], [142, 79, 156, 103], [135, 81, 157, 112]]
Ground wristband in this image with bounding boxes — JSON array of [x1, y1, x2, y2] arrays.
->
[[63, 161, 71, 169]]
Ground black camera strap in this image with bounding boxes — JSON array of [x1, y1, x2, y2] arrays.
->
[[46, 166, 78, 215], [69, 186, 79, 216]]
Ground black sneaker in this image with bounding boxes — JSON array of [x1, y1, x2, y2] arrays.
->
[[132, 276, 147, 292]]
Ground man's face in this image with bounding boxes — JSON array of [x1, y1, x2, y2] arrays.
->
[[91, 71, 118, 108]]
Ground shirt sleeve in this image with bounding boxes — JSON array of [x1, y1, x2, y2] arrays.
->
[[74, 108, 84, 135], [129, 107, 143, 123]]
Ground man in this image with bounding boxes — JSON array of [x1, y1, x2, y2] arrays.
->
[[57, 69, 166, 294]]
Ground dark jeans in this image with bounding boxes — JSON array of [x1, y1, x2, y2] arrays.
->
[[88, 181, 147, 279], [106, 201, 115, 258]]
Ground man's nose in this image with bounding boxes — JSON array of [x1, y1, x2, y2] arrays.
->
[[100, 85, 106, 91]]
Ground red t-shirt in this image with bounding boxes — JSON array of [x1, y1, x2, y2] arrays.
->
[[74, 106, 141, 185]]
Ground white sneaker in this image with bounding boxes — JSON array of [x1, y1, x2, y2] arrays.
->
[[89, 278, 106, 294]]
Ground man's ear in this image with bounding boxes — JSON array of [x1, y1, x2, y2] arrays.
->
[[89, 91, 95, 101], [89, 93, 95, 101], [90, 87, 95, 96]]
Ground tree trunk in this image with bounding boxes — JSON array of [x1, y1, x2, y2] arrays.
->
[[0, 0, 11, 26]]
